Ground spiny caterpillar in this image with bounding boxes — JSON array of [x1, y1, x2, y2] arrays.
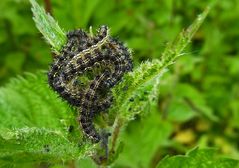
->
[[47, 25, 133, 143]]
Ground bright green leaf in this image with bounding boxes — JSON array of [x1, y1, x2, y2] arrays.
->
[[157, 147, 239, 168], [30, 0, 66, 52]]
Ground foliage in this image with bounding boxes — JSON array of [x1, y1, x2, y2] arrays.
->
[[0, 0, 239, 167], [157, 147, 238, 168], [30, 0, 66, 52], [0, 72, 94, 167]]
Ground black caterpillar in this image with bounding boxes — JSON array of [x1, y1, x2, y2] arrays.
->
[[47, 25, 133, 143]]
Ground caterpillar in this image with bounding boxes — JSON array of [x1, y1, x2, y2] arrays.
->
[[47, 25, 133, 143]]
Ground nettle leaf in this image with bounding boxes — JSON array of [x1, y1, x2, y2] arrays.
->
[[114, 104, 173, 167], [156, 147, 239, 168], [166, 83, 219, 122], [0, 72, 93, 164], [30, 0, 66, 52]]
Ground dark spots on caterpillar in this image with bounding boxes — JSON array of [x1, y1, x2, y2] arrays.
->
[[47, 25, 133, 143], [61, 89, 70, 97], [91, 95, 98, 102], [83, 127, 92, 134], [76, 58, 83, 64], [70, 67, 77, 74], [58, 55, 65, 61], [86, 42, 92, 47], [61, 72, 71, 81], [89, 55, 96, 63], [51, 64, 59, 71], [47, 73, 54, 82], [99, 101, 112, 111], [85, 91, 93, 100], [94, 49, 101, 57], [77, 46, 84, 52], [129, 97, 134, 102], [81, 102, 88, 110], [79, 64, 86, 71], [80, 115, 88, 123], [70, 99, 81, 106], [80, 121, 91, 130], [84, 53, 91, 59], [91, 135, 101, 143], [93, 37, 99, 43], [55, 85, 64, 93]]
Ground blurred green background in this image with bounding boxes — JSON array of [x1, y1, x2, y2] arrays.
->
[[0, 0, 239, 167]]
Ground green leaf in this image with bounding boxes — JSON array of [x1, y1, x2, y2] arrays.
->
[[114, 105, 173, 167], [0, 128, 80, 162], [169, 83, 219, 122], [167, 97, 197, 122], [30, 0, 66, 52], [156, 147, 239, 168], [0, 72, 93, 164]]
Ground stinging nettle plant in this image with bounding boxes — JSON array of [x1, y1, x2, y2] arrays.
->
[[1, 0, 238, 167]]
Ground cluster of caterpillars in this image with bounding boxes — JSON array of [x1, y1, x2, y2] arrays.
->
[[48, 25, 133, 143]]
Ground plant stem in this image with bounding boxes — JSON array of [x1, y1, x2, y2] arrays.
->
[[110, 117, 123, 153]]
